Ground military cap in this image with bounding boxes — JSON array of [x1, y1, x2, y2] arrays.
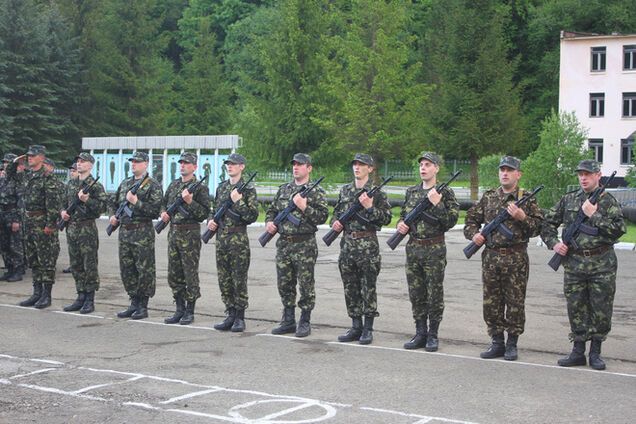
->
[[575, 159, 601, 173], [224, 153, 245, 165], [351, 153, 375, 166], [499, 155, 521, 170], [128, 151, 149, 162], [418, 152, 441, 165], [3, 153, 17, 162], [26, 145, 46, 156], [178, 152, 198, 165], [290, 153, 311, 165], [68, 162, 77, 170], [44, 158, 56, 167], [75, 152, 95, 164]]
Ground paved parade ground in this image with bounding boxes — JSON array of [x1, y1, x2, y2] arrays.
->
[[1, 221, 635, 423]]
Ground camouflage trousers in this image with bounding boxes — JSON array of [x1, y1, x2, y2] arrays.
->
[[0, 212, 24, 270], [338, 236, 381, 318], [275, 236, 317, 311], [167, 226, 201, 302], [405, 242, 446, 322], [24, 216, 60, 284], [563, 249, 617, 342], [216, 232, 250, 310], [119, 225, 156, 298], [481, 248, 529, 336], [67, 220, 100, 292]]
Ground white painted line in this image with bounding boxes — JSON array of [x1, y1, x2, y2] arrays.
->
[[254, 401, 321, 421], [165, 408, 242, 423], [0, 353, 17, 359], [72, 376, 145, 394], [159, 388, 223, 404], [9, 368, 58, 380], [0, 378, 10, 385], [17, 383, 107, 401], [53, 311, 106, 319], [126, 319, 216, 331], [29, 358, 64, 365], [0, 303, 36, 310], [123, 402, 161, 410], [78, 367, 144, 378], [256, 333, 304, 341], [359, 406, 479, 424]]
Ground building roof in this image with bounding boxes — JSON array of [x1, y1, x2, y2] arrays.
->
[[561, 30, 636, 41], [82, 135, 241, 151]]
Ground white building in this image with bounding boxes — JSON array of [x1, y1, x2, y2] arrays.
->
[[559, 31, 636, 182]]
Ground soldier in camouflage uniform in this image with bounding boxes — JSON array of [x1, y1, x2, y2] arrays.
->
[[111, 152, 163, 320], [331, 153, 391, 345], [397, 152, 459, 351], [60, 153, 107, 314], [0, 153, 25, 282], [209, 153, 259, 332], [541, 159, 625, 370], [265, 153, 328, 337], [464, 156, 543, 361], [161, 152, 210, 326], [9, 146, 61, 309], [62, 162, 79, 275]]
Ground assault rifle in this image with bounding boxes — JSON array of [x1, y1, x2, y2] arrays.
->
[[201, 173, 256, 244], [155, 175, 209, 234], [547, 171, 616, 271], [386, 171, 462, 250], [106, 174, 149, 236], [322, 176, 393, 246], [258, 176, 325, 247], [57, 177, 101, 231], [462, 184, 544, 259]]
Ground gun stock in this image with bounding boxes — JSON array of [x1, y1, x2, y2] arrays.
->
[[258, 230, 275, 247], [386, 231, 407, 251]]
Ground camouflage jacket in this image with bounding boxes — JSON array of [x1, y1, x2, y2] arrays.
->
[[330, 180, 392, 232], [111, 175, 163, 224], [12, 166, 63, 228], [399, 184, 459, 238], [163, 177, 210, 224], [464, 186, 543, 248], [266, 180, 328, 235], [541, 188, 625, 250], [211, 177, 259, 227], [0, 175, 20, 222], [64, 175, 108, 222]]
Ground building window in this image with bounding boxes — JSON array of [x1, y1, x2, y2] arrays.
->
[[623, 92, 636, 117], [591, 46, 606, 71], [590, 93, 604, 117], [589, 139, 603, 163], [624, 45, 636, 70], [621, 138, 634, 164]]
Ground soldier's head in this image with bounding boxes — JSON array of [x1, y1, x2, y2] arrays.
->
[[575, 159, 602, 192], [26, 145, 46, 170], [418, 152, 441, 184], [351, 153, 374, 181], [291, 153, 312, 182], [74, 152, 95, 175], [128, 151, 149, 177], [43, 158, 56, 175], [498, 156, 522, 191], [178, 152, 198, 178], [69, 162, 78, 179], [223, 153, 245, 179]]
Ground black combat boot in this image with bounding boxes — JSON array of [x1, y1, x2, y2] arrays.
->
[[504, 334, 519, 361], [117, 296, 139, 318], [271, 306, 296, 334], [295, 310, 311, 337], [588, 339, 606, 370], [558, 341, 587, 367], [63, 267, 72, 273], [80, 291, 95, 314], [404, 319, 427, 349], [338, 317, 363, 342], [180, 300, 196, 325], [0, 266, 13, 281], [131, 296, 149, 320], [7, 266, 24, 282], [231, 308, 246, 332], [359, 316, 374, 345], [19, 283, 43, 307], [164, 295, 185, 324], [214, 307, 236, 331], [34, 284, 52, 309], [63, 292, 86, 312], [480, 334, 505, 359], [426, 320, 440, 352]]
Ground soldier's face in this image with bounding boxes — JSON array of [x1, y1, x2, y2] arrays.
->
[[76, 159, 92, 174], [419, 160, 439, 182], [70, 169, 78, 178], [27, 154, 44, 169], [499, 166, 520, 189], [225, 162, 244, 178], [292, 162, 311, 180], [352, 161, 372, 180], [578, 171, 601, 192], [179, 161, 196, 177], [131, 160, 148, 176]]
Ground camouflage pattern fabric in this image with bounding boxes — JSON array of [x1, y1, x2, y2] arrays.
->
[[212, 178, 258, 310], [542, 189, 625, 342], [464, 186, 543, 336], [0, 173, 24, 270], [265, 180, 328, 236], [331, 180, 392, 318]]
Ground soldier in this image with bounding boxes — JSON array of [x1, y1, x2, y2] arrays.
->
[[62, 162, 78, 274], [209, 153, 259, 332], [9, 146, 61, 308], [331, 153, 392, 345], [397, 152, 459, 351], [60, 153, 107, 314], [110, 152, 163, 320], [541, 160, 625, 370], [161, 152, 210, 325], [464, 156, 543, 361], [265, 153, 328, 337], [0, 153, 25, 282]]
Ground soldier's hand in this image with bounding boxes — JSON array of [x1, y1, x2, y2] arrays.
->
[[78, 191, 89, 203], [181, 188, 193, 204], [109, 216, 119, 226], [582, 199, 598, 218], [359, 192, 373, 209], [266, 221, 278, 234], [507, 203, 526, 221], [293, 194, 307, 211], [397, 221, 410, 235], [427, 188, 442, 206], [553, 241, 569, 256], [160, 212, 170, 223], [11, 222, 19, 232], [472, 233, 486, 246], [207, 220, 218, 231], [332, 220, 343, 232], [126, 191, 138, 205], [230, 188, 243, 203], [43, 226, 55, 235], [61, 210, 71, 221]]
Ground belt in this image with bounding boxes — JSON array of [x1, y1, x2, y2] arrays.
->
[[1, 204, 16, 212], [344, 230, 377, 240], [121, 222, 151, 230], [171, 223, 200, 231], [70, 219, 95, 227], [279, 233, 314, 243], [221, 225, 247, 234], [409, 234, 445, 246], [486, 243, 528, 255], [571, 245, 611, 257], [25, 210, 46, 217]]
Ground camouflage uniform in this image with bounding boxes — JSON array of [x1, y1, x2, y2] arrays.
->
[[212, 177, 258, 311], [332, 180, 392, 318], [0, 164, 24, 277]]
